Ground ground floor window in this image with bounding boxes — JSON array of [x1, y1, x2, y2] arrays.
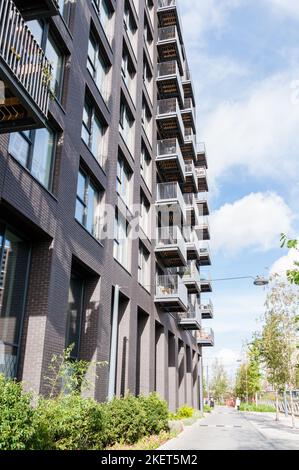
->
[[0, 223, 31, 379], [66, 273, 85, 360]]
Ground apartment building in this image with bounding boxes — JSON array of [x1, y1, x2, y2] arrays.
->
[[0, 0, 213, 411]]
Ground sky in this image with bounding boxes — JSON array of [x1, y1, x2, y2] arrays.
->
[[179, 0, 299, 375]]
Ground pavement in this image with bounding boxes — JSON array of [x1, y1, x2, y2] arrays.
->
[[159, 406, 299, 450]]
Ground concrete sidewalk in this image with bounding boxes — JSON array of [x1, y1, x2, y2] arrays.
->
[[159, 406, 299, 450]]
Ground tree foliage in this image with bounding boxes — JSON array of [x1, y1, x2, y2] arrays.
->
[[210, 359, 230, 402], [280, 234, 299, 286]]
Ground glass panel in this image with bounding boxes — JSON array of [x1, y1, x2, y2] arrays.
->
[[91, 115, 103, 162], [31, 128, 54, 189], [0, 229, 30, 379], [27, 20, 43, 47], [86, 183, 96, 235], [75, 200, 85, 225], [66, 276, 84, 359], [8, 132, 30, 167], [46, 35, 63, 97], [77, 171, 86, 201]]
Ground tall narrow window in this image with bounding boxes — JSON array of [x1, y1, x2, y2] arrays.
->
[[66, 274, 84, 360], [117, 157, 132, 207], [9, 128, 55, 190], [87, 32, 110, 100], [140, 143, 152, 191], [0, 226, 30, 379], [46, 33, 64, 98], [138, 242, 150, 290], [119, 99, 135, 154], [81, 98, 106, 166], [75, 169, 100, 239], [92, 0, 113, 38], [114, 210, 130, 271]]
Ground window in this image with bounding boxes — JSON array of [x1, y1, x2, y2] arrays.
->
[[27, 20, 64, 101], [140, 191, 151, 237], [140, 142, 152, 190], [114, 210, 130, 271], [75, 169, 100, 239], [46, 33, 64, 98], [124, 0, 138, 55], [58, 0, 71, 23], [117, 156, 132, 207], [144, 14, 154, 63], [143, 54, 153, 104], [122, 45, 136, 100], [9, 128, 55, 190], [87, 31, 111, 100], [66, 273, 84, 360], [82, 98, 106, 166], [138, 242, 150, 290], [92, 0, 113, 38], [119, 99, 135, 154], [142, 96, 152, 144], [0, 225, 31, 379]]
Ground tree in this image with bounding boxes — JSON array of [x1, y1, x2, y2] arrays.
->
[[257, 276, 299, 425], [235, 341, 262, 403], [235, 364, 248, 401], [210, 359, 229, 403], [280, 234, 299, 285]]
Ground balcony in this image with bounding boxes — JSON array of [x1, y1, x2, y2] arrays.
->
[[155, 226, 187, 267], [157, 61, 184, 106], [155, 274, 188, 312], [199, 243, 211, 266], [195, 192, 210, 217], [13, 0, 59, 20], [184, 228, 201, 261], [183, 160, 198, 193], [180, 260, 201, 294], [181, 127, 197, 161], [156, 139, 185, 183], [156, 182, 186, 222], [196, 167, 209, 192], [157, 26, 184, 74], [201, 301, 214, 320], [197, 328, 215, 347], [183, 193, 200, 227], [182, 68, 195, 103], [197, 216, 210, 241], [0, 0, 52, 133], [197, 142, 208, 168], [181, 98, 196, 133], [178, 296, 201, 330], [156, 98, 184, 142], [200, 276, 212, 293]]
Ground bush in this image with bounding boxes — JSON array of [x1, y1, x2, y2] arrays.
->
[[239, 403, 276, 413], [139, 393, 169, 435], [0, 374, 36, 450], [204, 404, 212, 413], [176, 405, 194, 419], [102, 394, 147, 446], [32, 394, 104, 450]]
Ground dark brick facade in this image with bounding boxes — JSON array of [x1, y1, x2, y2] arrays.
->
[[0, 0, 205, 411]]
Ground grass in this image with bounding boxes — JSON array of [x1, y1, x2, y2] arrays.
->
[[105, 430, 179, 450], [240, 403, 276, 413]]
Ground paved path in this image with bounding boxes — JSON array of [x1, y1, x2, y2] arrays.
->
[[160, 406, 299, 450]]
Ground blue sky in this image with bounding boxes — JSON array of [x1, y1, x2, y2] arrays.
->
[[179, 0, 299, 373]]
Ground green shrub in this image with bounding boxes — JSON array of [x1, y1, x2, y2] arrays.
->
[[239, 403, 276, 413], [204, 404, 212, 413], [32, 394, 104, 450], [138, 393, 169, 435], [102, 394, 147, 446], [176, 405, 194, 419], [0, 374, 36, 450]]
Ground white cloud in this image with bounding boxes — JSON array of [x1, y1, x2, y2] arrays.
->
[[270, 247, 299, 275], [211, 192, 294, 254], [265, 0, 299, 19], [202, 72, 299, 185]]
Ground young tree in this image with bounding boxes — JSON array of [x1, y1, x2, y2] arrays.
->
[[258, 276, 299, 425], [210, 359, 229, 403], [280, 235, 299, 285], [235, 363, 248, 401], [234, 341, 262, 404]]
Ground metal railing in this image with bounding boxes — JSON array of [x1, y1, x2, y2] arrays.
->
[[157, 60, 179, 78], [155, 274, 188, 305], [196, 167, 207, 178], [156, 182, 186, 216], [158, 0, 177, 8], [197, 216, 210, 233], [197, 142, 206, 155], [157, 97, 179, 116], [185, 160, 195, 175], [201, 301, 214, 316], [195, 191, 208, 202], [0, 0, 52, 118], [156, 226, 184, 246], [158, 25, 179, 42], [197, 328, 214, 344], [180, 260, 200, 282]]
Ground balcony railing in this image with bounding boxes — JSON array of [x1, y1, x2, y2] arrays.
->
[[156, 182, 186, 216], [156, 226, 184, 247], [158, 25, 179, 43], [157, 97, 180, 116], [201, 301, 214, 318], [157, 60, 180, 79], [180, 260, 200, 283], [157, 138, 185, 177], [197, 142, 206, 155], [196, 167, 207, 179], [197, 328, 214, 346], [184, 127, 196, 143], [0, 0, 52, 125], [155, 274, 188, 307], [158, 0, 177, 8]]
